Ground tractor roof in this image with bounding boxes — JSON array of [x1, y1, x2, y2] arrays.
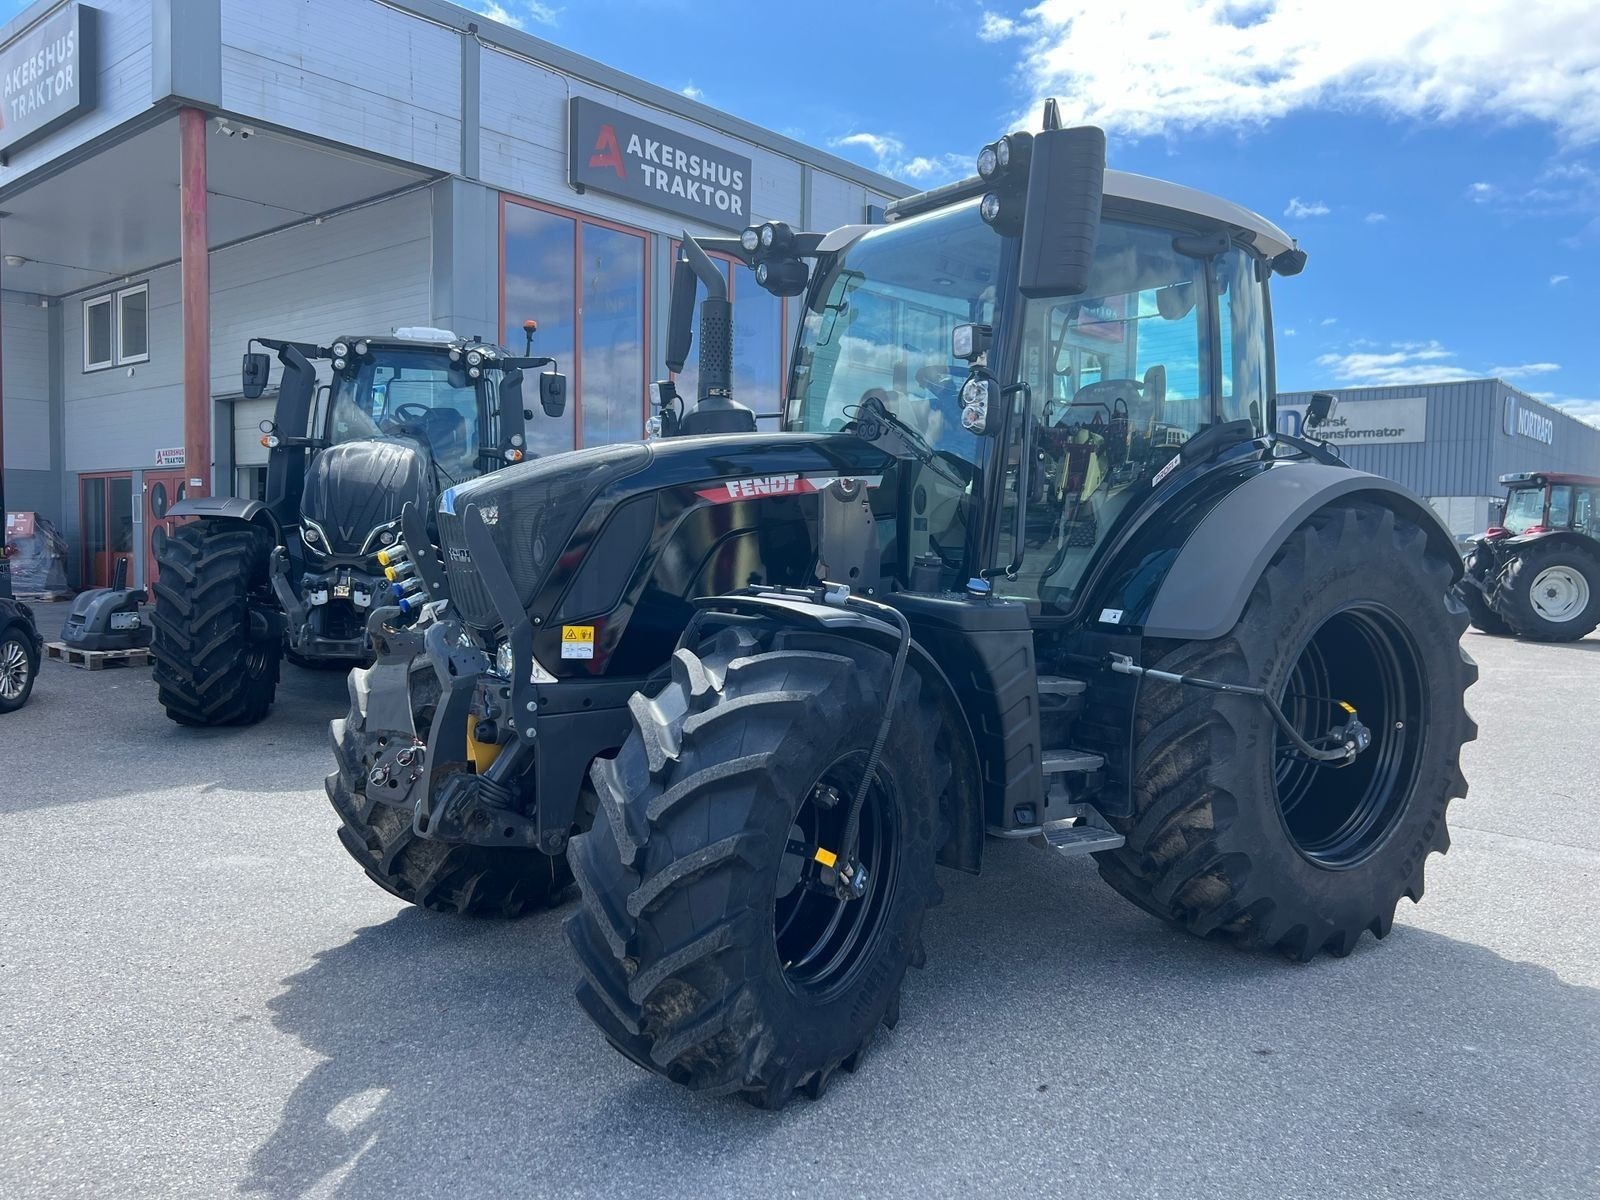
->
[[1500, 471, 1600, 488], [1104, 170, 1296, 259]]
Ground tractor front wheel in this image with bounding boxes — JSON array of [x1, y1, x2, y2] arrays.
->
[[1457, 548, 1513, 637], [1097, 501, 1477, 960], [150, 522, 281, 726], [1497, 545, 1600, 642], [564, 625, 950, 1107]]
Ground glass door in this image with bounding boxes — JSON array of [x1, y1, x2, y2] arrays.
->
[[79, 473, 135, 589], [144, 471, 189, 588]]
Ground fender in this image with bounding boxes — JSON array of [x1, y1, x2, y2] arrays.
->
[[690, 591, 988, 875], [1139, 462, 1460, 641], [168, 495, 283, 545], [1498, 529, 1599, 558]]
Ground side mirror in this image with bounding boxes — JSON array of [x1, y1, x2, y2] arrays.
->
[[242, 351, 271, 400], [1018, 126, 1106, 299], [1306, 391, 1337, 430], [539, 371, 568, 419], [665, 256, 698, 375]]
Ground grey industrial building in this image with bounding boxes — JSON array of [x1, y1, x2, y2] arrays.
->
[[0, 0, 903, 590], [1277, 380, 1600, 540]]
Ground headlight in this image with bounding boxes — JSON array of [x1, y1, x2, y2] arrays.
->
[[301, 522, 328, 553], [740, 227, 760, 253], [333, 357, 347, 370], [995, 136, 1011, 169], [332, 341, 349, 358], [495, 642, 515, 679], [977, 144, 999, 180], [960, 375, 993, 408], [354, 340, 369, 356], [980, 193, 1003, 226], [466, 350, 483, 367]]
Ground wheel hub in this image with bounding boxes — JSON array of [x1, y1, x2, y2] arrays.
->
[[1530, 565, 1589, 623]]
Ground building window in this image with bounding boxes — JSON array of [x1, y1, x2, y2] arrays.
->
[[117, 285, 149, 364], [83, 283, 150, 371], [501, 197, 648, 454], [84, 295, 113, 370], [671, 243, 788, 426]]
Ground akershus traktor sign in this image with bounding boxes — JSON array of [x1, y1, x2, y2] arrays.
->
[[568, 97, 752, 231], [0, 3, 96, 156]]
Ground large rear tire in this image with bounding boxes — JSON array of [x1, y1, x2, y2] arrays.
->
[[150, 523, 281, 726], [1097, 501, 1477, 960], [1497, 544, 1600, 642], [565, 625, 950, 1107], [326, 661, 571, 915]]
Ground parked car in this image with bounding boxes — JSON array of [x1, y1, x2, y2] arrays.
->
[[0, 595, 42, 713]]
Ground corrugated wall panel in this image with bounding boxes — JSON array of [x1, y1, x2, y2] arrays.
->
[[0, 0, 154, 184], [219, 0, 461, 173], [2, 293, 50, 471]]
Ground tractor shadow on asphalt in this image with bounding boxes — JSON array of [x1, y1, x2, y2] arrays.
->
[[242, 839, 1600, 1199]]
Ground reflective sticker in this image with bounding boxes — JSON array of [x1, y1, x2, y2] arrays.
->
[[1098, 608, 1125, 625], [813, 846, 838, 868], [1151, 454, 1180, 488], [561, 625, 596, 660], [694, 474, 882, 504]]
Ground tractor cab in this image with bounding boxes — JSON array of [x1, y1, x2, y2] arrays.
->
[[1489, 472, 1600, 540]]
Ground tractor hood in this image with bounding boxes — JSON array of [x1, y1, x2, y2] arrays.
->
[[302, 437, 432, 555], [434, 432, 897, 633]]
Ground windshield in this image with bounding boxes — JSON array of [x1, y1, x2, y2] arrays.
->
[[327, 350, 489, 485], [787, 200, 999, 462], [1502, 486, 1547, 534]]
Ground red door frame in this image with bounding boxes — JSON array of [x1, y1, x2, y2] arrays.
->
[[499, 195, 652, 448], [143, 470, 190, 588], [78, 471, 136, 589]]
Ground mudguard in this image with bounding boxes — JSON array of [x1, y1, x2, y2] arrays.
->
[[1140, 462, 1460, 640], [168, 495, 278, 537], [690, 591, 988, 875]]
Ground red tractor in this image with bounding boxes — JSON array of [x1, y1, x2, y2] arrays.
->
[[1459, 472, 1600, 641]]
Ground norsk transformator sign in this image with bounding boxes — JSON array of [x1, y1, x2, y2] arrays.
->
[[568, 97, 752, 231], [0, 3, 96, 156]]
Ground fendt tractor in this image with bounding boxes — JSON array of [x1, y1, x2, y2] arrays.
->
[[152, 327, 566, 725], [327, 106, 1476, 1108], [1458, 471, 1600, 641]]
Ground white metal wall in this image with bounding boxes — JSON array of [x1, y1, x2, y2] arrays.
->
[[60, 189, 433, 474], [2, 292, 50, 471], [219, 0, 462, 174]]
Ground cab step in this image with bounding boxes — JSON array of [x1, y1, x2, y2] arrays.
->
[[1042, 821, 1126, 857], [1038, 676, 1087, 696], [1042, 750, 1104, 774]]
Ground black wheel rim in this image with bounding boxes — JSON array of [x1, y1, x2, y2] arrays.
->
[[1274, 605, 1427, 869], [773, 751, 899, 1002]]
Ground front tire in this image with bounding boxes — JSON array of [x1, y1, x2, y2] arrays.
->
[[1497, 544, 1600, 642], [1457, 549, 1513, 636], [326, 662, 572, 915], [565, 625, 950, 1107], [150, 523, 281, 726], [1097, 501, 1477, 960]]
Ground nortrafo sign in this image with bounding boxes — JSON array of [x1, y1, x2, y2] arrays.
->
[[0, 3, 96, 156], [568, 97, 752, 231]]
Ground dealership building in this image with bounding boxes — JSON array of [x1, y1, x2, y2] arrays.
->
[[1278, 381, 1600, 539], [0, 0, 903, 589]]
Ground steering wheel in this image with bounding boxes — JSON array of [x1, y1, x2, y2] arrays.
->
[[915, 364, 963, 398], [392, 402, 432, 421]]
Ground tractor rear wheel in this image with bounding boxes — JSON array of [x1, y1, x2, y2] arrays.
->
[[326, 662, 572, 915], [150, 522, 281, 726], [1497, 544, 1600, 642], [1097, 501, 1477, 960], [564, 625, 950, 1107]]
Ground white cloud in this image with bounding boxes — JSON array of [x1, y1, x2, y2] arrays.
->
[[1488, 362, 1562, 377], [1316, 340, 1477, 386], [1550, 273, 1570, 285], [1467, 182, 1497, 203], [1365, 212, 1388, 222], [832, 132, 968, 184], [988, 2, 1600, 142], [1551, 398, 1600, 427], [1285, 197, 1331, 218], [680, 83, 705, 101], [979, 12, 1019, 41], [1320, 316, 1338, 326], [474, 1, 558, 28], [1283, 328, 1297, 336]]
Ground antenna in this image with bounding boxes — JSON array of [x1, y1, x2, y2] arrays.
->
[[1042, 98, 1062, 130]]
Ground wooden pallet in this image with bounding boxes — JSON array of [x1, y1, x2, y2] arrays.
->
[[45, 641, 151, 670]]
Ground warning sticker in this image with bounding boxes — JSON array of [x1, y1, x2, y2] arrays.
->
[[561, 625, 595, 660]]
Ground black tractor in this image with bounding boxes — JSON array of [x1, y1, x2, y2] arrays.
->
[[152, 327, 566, 725], [1458, 472, 1600, 642], [327, 110, 1476, 1108]]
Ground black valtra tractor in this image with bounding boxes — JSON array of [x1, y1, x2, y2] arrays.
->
[[328, 105, 1476, 1108], [152, 327, 566, 725], [1458, 471, 1600, 641]]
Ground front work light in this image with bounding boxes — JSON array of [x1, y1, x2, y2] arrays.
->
[[740, 227, 761, 253], [755, 257, 809, 296], [977, 144, 1000, 180], [758, 221, 794, 253], [332, 341, 349, 358]]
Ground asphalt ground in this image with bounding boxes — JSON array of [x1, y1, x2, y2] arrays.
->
[[1, 603, 1596, 1199]]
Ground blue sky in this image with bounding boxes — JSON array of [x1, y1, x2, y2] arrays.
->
[[8, 0, 1595, 422]]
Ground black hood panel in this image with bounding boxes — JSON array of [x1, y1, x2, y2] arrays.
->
[[302, 438, 432, 554]]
